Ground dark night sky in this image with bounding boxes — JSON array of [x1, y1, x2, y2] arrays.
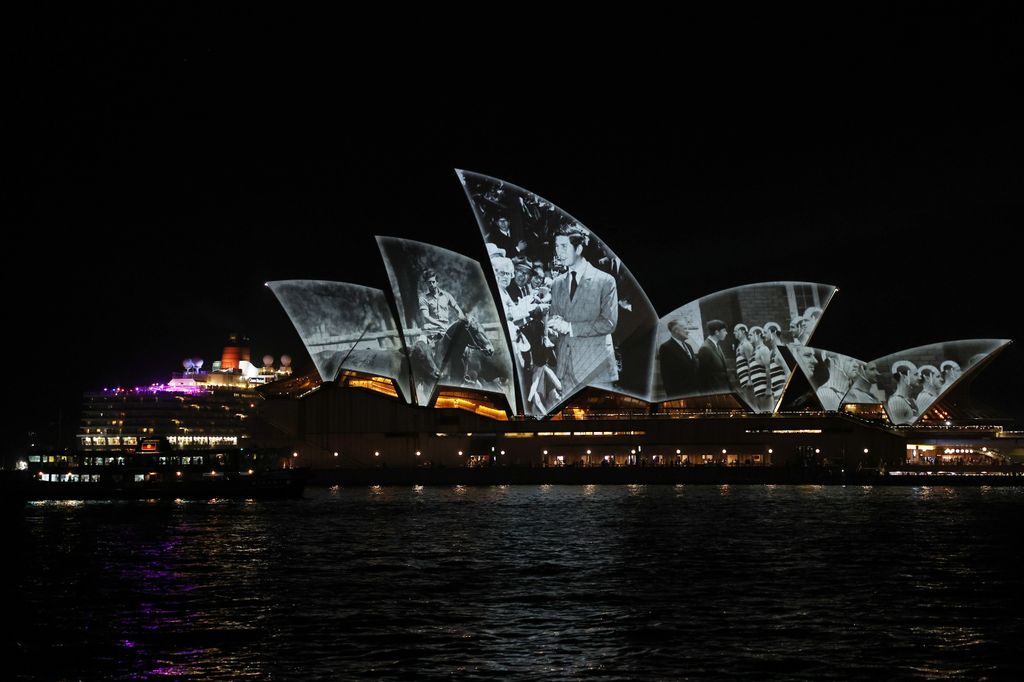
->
[[6, 11, 1024, 452]]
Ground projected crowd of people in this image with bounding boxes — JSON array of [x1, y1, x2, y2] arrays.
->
[[792, 346, 971, 425], [464, 173, 654, 415]]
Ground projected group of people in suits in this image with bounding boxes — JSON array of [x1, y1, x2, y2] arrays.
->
[[659, 317, 791, 412]]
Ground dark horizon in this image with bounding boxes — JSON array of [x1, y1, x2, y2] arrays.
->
[[8, 23, 1024, 454]]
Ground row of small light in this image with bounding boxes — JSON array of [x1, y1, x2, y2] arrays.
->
[[367, 450, 439, 457], [345, 446, 871, 459], [943, 447, 985, 454]]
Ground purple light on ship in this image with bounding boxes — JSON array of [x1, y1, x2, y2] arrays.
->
[[131, 383, 208, 395]]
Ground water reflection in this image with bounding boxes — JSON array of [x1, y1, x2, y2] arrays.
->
[[10, 487, 1024, 680]]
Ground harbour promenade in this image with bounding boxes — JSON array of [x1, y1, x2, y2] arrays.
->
[[311, 464, 1024, 487]]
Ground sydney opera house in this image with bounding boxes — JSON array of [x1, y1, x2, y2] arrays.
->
[[256, 171, 1021, 472]]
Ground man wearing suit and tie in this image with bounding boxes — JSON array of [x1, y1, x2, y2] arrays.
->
[[697, 319, 731, 394], [546, 224, 619, 391], [659, 319, 699, 397]]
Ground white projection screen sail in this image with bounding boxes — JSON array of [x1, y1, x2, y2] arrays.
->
[[377, 236, 516, 411], [457, 170, 658, 417], [869, 339, 1010, 426], [790, 346, 868, 411], [653, 282, 837, 413], [266, 280, 412, 402]]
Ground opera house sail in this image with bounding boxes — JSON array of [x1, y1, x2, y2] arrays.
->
[[791, 339, 1011, 425], [457, 169, 658, 417], [254, 171, 1018, 475], [266, 280, 412, 403], [653, 282, 836, 413], [376, 236, 516, 412]]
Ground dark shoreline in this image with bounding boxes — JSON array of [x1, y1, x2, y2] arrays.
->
[[0, 469, 308, 504], [310, 466, 1024, 487], [4, 468, 1022, 505]]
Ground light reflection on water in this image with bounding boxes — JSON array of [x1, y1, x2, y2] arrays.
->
[[6, 485, 1024, 680]]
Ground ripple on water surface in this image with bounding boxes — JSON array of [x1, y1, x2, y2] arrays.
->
[[5, 485, 1024, 680]]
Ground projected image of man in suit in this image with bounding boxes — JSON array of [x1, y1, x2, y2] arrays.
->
[[659, 319, 699, 397], [697, 319, 731, 394], [547, 224, 619, 394]]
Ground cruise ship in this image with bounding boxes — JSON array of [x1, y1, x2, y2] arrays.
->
[[14, 335, 308, 500]]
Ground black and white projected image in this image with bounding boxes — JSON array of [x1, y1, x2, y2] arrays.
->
[[653, 282, 837, 413], [654, 302, 702, 401], [266, 280, 411, 402], [377, 236, 515, 410], [871, 339, 1010, 426], [791, 346, 867, 411], [840, 358, 886, 406], [458, 170, 658, 416]]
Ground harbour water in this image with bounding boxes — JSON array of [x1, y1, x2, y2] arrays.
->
[[6, 485, 1024, 680]]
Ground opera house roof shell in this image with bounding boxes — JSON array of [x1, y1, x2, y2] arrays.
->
[[268, 171, 1010, 427]]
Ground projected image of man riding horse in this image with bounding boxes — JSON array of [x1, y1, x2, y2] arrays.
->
[[411, 268, 496, 401], [418, 269, 463, 340]]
